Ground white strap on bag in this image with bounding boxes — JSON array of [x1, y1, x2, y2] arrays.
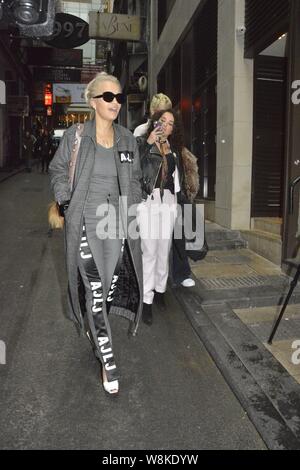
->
[[68, 123, 84, 191]]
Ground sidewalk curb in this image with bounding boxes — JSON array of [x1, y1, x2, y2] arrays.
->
[[173, 286, 300, 450], [0, 167, 25, 183]]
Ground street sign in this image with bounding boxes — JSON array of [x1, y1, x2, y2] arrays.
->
[[44, 13, 89, 49], [89, 12, 141, 42], [7, 96, 29, 116]]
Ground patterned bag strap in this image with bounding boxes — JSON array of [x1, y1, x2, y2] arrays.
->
[[68, 123, 84, 190]]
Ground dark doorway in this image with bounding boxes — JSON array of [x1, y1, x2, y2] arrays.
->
[[282, 0, 300, 266], [251, 55, 287, 217]]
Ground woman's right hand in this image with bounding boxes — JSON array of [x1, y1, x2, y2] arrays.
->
[[147, 127, 164, 145], [58, 200, 70, 217]]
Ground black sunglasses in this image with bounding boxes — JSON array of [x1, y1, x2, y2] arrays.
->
[[93, 91, 126, 104]]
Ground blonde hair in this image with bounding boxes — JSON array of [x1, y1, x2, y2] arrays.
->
[[85, 72, 121, 118], [150, 93, 172, 116]]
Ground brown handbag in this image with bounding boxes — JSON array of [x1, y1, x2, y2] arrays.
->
[[48, 124, 84, 229]]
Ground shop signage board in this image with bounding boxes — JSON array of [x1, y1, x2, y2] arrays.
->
[[89, 12, 141, 41], [33, 67, 81, 83], [81, 64, 105, 83], [44, 13, 89, 49], [53, 83, 86, 104], [7, 96, 29, 116], [27, 47, 83, 67]]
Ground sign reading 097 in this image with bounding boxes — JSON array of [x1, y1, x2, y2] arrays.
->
[[44, 13, 89, 49]]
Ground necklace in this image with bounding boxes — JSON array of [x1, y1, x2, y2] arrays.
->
[[97, 138, 113, 148], [96, 128, 114, 148]]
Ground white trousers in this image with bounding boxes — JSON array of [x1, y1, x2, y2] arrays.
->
[[137, 188, 177, 304]]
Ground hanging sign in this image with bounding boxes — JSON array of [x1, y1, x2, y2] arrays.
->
[[53, 83, 86, 104], [89, 12, 141, 41], [44, 13, 89, 49], [44, 92, 52, 106]]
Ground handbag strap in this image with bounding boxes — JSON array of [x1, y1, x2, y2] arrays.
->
[[68, 123, 84, 190]]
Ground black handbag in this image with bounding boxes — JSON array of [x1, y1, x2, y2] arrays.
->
[[186, 237, 208, 261], [181, 201, 209, 261]]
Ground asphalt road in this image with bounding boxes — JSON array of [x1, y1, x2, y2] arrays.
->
[[0, 171, 266, 450]]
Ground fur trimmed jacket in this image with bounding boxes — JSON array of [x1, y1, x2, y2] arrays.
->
[[137, 137, 199, 202], [181, 147, 199, 202]]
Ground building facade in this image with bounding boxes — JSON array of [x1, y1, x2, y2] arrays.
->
[[148, 0, 300, 268]]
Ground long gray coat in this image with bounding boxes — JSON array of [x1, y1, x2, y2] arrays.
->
[[49, 119, 143, 335]]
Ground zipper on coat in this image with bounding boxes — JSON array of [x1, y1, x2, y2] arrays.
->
[[152, 161, 162, 197]]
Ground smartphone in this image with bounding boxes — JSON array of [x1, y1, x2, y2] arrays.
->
[[154, 120, 163, 131]]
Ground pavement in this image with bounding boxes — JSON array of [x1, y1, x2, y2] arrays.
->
[[1, 169, 300, 449], [173, 230, 300, 450], [0, 166, 25, 183], [0, 170, 266, 450]]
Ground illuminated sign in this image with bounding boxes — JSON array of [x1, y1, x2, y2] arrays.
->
[[44, 84, 52, 106], [53, 83, 86, 104]]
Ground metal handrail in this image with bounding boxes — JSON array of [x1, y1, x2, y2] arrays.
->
[[289, 175, 300, 214]]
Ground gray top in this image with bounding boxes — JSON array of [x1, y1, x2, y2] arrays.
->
[[84, 144, 120, 239], [86, 144, 118, 200], [94, 144, 117, 177]]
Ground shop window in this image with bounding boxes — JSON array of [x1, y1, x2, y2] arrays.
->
[[170, 47, 181, 107], [156, 46, 181, 108], [192, 0, 217, 200], [157, 69, 166, 94], [192, 82, 216, 200], [193, 0, 217, 88]]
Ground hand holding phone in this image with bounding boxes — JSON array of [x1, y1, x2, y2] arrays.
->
[[154, 120, 163, 131]]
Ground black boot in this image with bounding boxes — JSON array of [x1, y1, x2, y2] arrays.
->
[[142, 303, 153, 326], [154, 291, 166, 310]]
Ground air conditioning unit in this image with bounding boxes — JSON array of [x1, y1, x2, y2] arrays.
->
[[0, 0, 55, 37]]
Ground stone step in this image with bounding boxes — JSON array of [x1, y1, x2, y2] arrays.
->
[[195, 273, 300, 309], [206, 229, 246, 241], [172, 287, 300, 449], [207, 239, 247, 250], [205, 225, 247, 250], [241, 229, 282, 266], [253, 218, 282, 237]]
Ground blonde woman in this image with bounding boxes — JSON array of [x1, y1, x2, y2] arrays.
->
[[133, 93, 172, 137], [49, 73, 143, 396]]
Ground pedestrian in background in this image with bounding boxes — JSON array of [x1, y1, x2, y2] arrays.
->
[[49, 73, 143, 396], [137, 109, 198, 326], [41, 129, 52, 173], [133, 93, 172, 138], [34, 128, 44, 171], [22, 130, 36, 173], [134, 94, 197, 295]]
